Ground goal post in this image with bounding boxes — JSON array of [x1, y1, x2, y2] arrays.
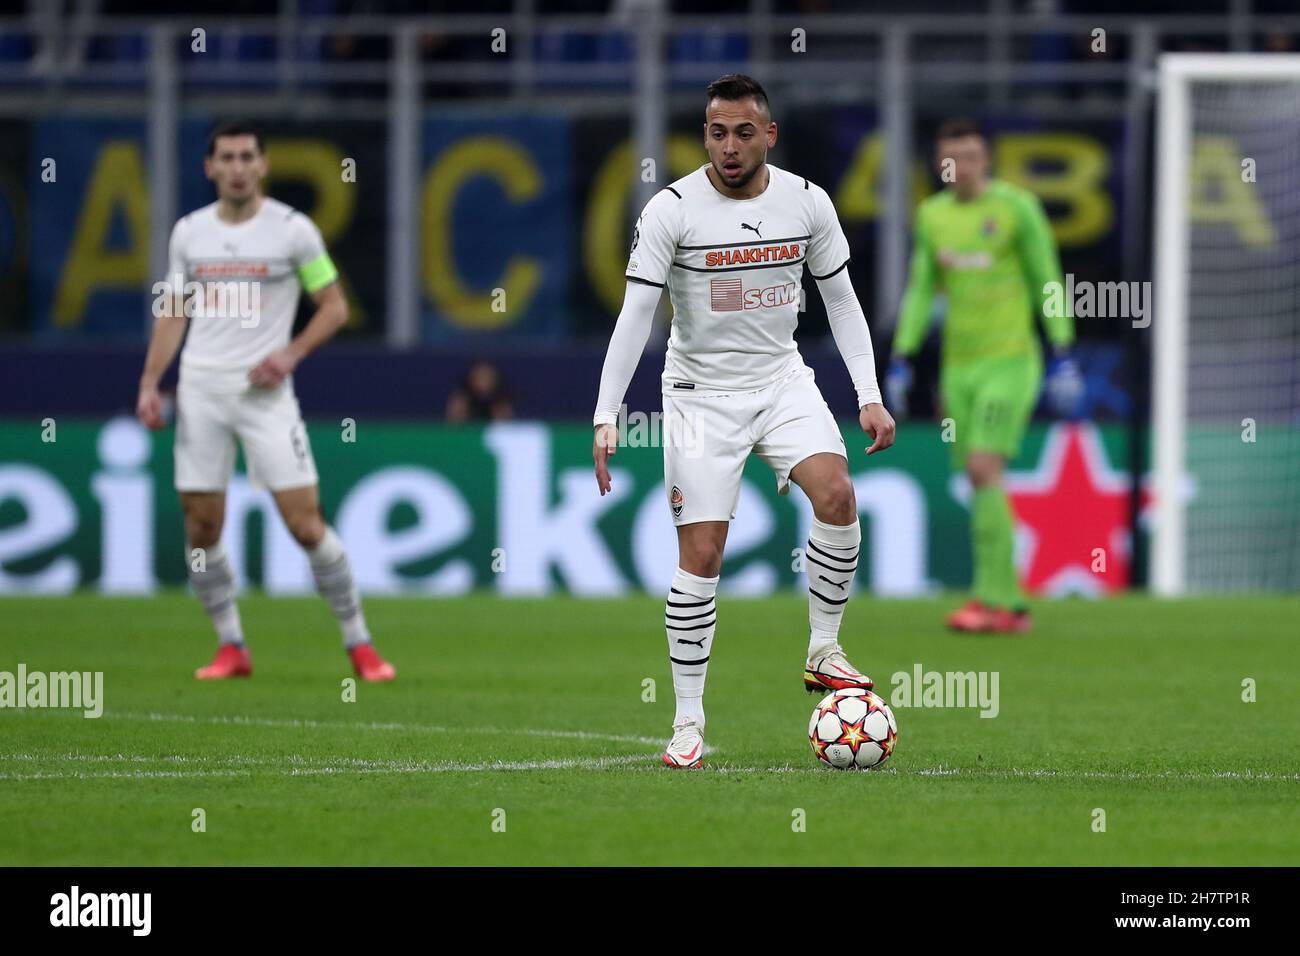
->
[[1152, 54, 1300, 595]]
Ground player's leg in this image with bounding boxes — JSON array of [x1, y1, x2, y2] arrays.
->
[[752, 368, 871, 692], [941, 360, 998, 630], [952, 355, 1041, 634], [663, 520, 727, 768], [238, 381, 394, 679], [965, 450, 1022, 624], [271, 483, 395, 681], [786, 452, 871, 690], [181, 490, 252, 678], [174, 382, 249, 678], [659, 391, 748, 769]]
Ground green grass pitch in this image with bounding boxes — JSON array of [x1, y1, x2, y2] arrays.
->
[[2, 593, 1297, 866]]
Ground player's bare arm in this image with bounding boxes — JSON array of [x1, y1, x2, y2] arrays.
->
[[136, 308, 189, 430], [248, 280, 348, 389]]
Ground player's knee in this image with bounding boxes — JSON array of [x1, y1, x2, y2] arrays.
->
[[287, 513, 325, 549], [183, 514, 222, 549], [680, 541, 724, 578], [817, 477, 857, 525]]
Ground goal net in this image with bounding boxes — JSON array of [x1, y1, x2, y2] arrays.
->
[[1152, 55, 1300, 594]]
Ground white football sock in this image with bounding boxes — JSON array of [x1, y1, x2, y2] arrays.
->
[[308, 527, 370, 649], [666, 567, 718, 728], [186, 540, 244, 647], [806, 517, 861, 660]]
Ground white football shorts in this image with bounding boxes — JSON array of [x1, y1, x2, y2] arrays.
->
[[174, 376, 318, 492], [661, 364, 847, 526]]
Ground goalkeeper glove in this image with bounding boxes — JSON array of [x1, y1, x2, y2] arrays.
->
[[884, 357, 912, 418], [1044, 350, 1085, 419]]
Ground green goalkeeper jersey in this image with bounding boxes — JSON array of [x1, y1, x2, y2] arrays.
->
[[894, 179, 1074, 365]]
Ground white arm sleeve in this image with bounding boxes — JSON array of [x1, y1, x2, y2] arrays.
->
[[592, 280, 664, 426], [816, 267, 883, 409]]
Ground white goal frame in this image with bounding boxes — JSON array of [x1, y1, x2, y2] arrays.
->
[[1151, 54, 1300, 596]]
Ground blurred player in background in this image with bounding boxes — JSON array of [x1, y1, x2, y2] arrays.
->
[[887, 119, 1081, 634], [135, 121, 396, 682], [592, 75, 895, 768]]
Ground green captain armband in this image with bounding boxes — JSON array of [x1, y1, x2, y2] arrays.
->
[[298, 252, 339, 293]]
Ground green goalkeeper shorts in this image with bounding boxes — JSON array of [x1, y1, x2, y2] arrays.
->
[[940, 351, 1042, 466]]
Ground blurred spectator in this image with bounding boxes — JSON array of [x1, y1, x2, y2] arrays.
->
[[446, 360, 514, 421], [1262, 31, 1297, 54]]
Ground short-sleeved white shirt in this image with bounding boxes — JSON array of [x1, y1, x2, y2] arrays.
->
[[168, 197, 331, 390], [626, 163, 851, 393]]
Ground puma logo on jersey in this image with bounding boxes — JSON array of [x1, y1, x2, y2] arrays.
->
[[741, 221, 763, 239], [704, 243, 801, 268]]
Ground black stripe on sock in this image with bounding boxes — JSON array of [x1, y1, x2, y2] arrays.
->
[[665, 609, 715, 621], [809, 588, 849, 606], [669, 654, 709, 666], [666, 620, 716, 631], [807, 540, 859, 566], [805, 552, 858, 575]]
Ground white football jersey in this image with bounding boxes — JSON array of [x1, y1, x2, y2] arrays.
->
[[167, 196, 335, 390], [626, 163, 851, 393]]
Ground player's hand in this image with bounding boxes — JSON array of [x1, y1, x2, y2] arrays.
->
[[136, 384, 165, 430], [860, 402, 896, 455], [1044, 350, 1085, 419], [884, 357, 912, 418], [593, 423, 619, 495], [248, 348, 298, 389]]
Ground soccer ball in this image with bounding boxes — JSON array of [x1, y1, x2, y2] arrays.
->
[[808, 688, 898, 770]]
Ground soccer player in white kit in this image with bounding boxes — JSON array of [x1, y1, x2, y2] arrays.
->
[[136, 122, 395, 682], [592, 76, 896, 768]]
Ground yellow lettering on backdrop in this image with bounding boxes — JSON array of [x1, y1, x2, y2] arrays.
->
[[585, 136, 706, 317], [997, 133, 1112, 246], [1189, 135, 1274, 246], [53, 142, 150, 327], [265, 139, 362, 325], [833, 131, 931, 221], [423, 137, 541, 330]]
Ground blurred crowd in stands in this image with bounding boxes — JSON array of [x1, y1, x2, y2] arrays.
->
[[3, 0, 1296, 101]]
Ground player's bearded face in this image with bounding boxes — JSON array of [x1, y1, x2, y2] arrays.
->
[[205, 135, 267, 202], [705, 99, 774, 189]]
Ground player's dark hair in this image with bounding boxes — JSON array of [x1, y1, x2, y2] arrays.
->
[[935, 118, 985, 143], [206, 120, 264, 156], [706, 74, 770, 113]]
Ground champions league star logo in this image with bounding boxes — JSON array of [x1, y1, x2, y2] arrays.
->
[[630, 221, 640, 254]]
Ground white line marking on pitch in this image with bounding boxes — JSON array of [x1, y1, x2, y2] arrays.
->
[[99, 710, 667, 747], [4, 750, 1293, 784], [0, 752, 655, 781]]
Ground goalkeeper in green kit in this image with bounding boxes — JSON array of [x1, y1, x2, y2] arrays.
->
[[888, 119, 1081, 634]]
